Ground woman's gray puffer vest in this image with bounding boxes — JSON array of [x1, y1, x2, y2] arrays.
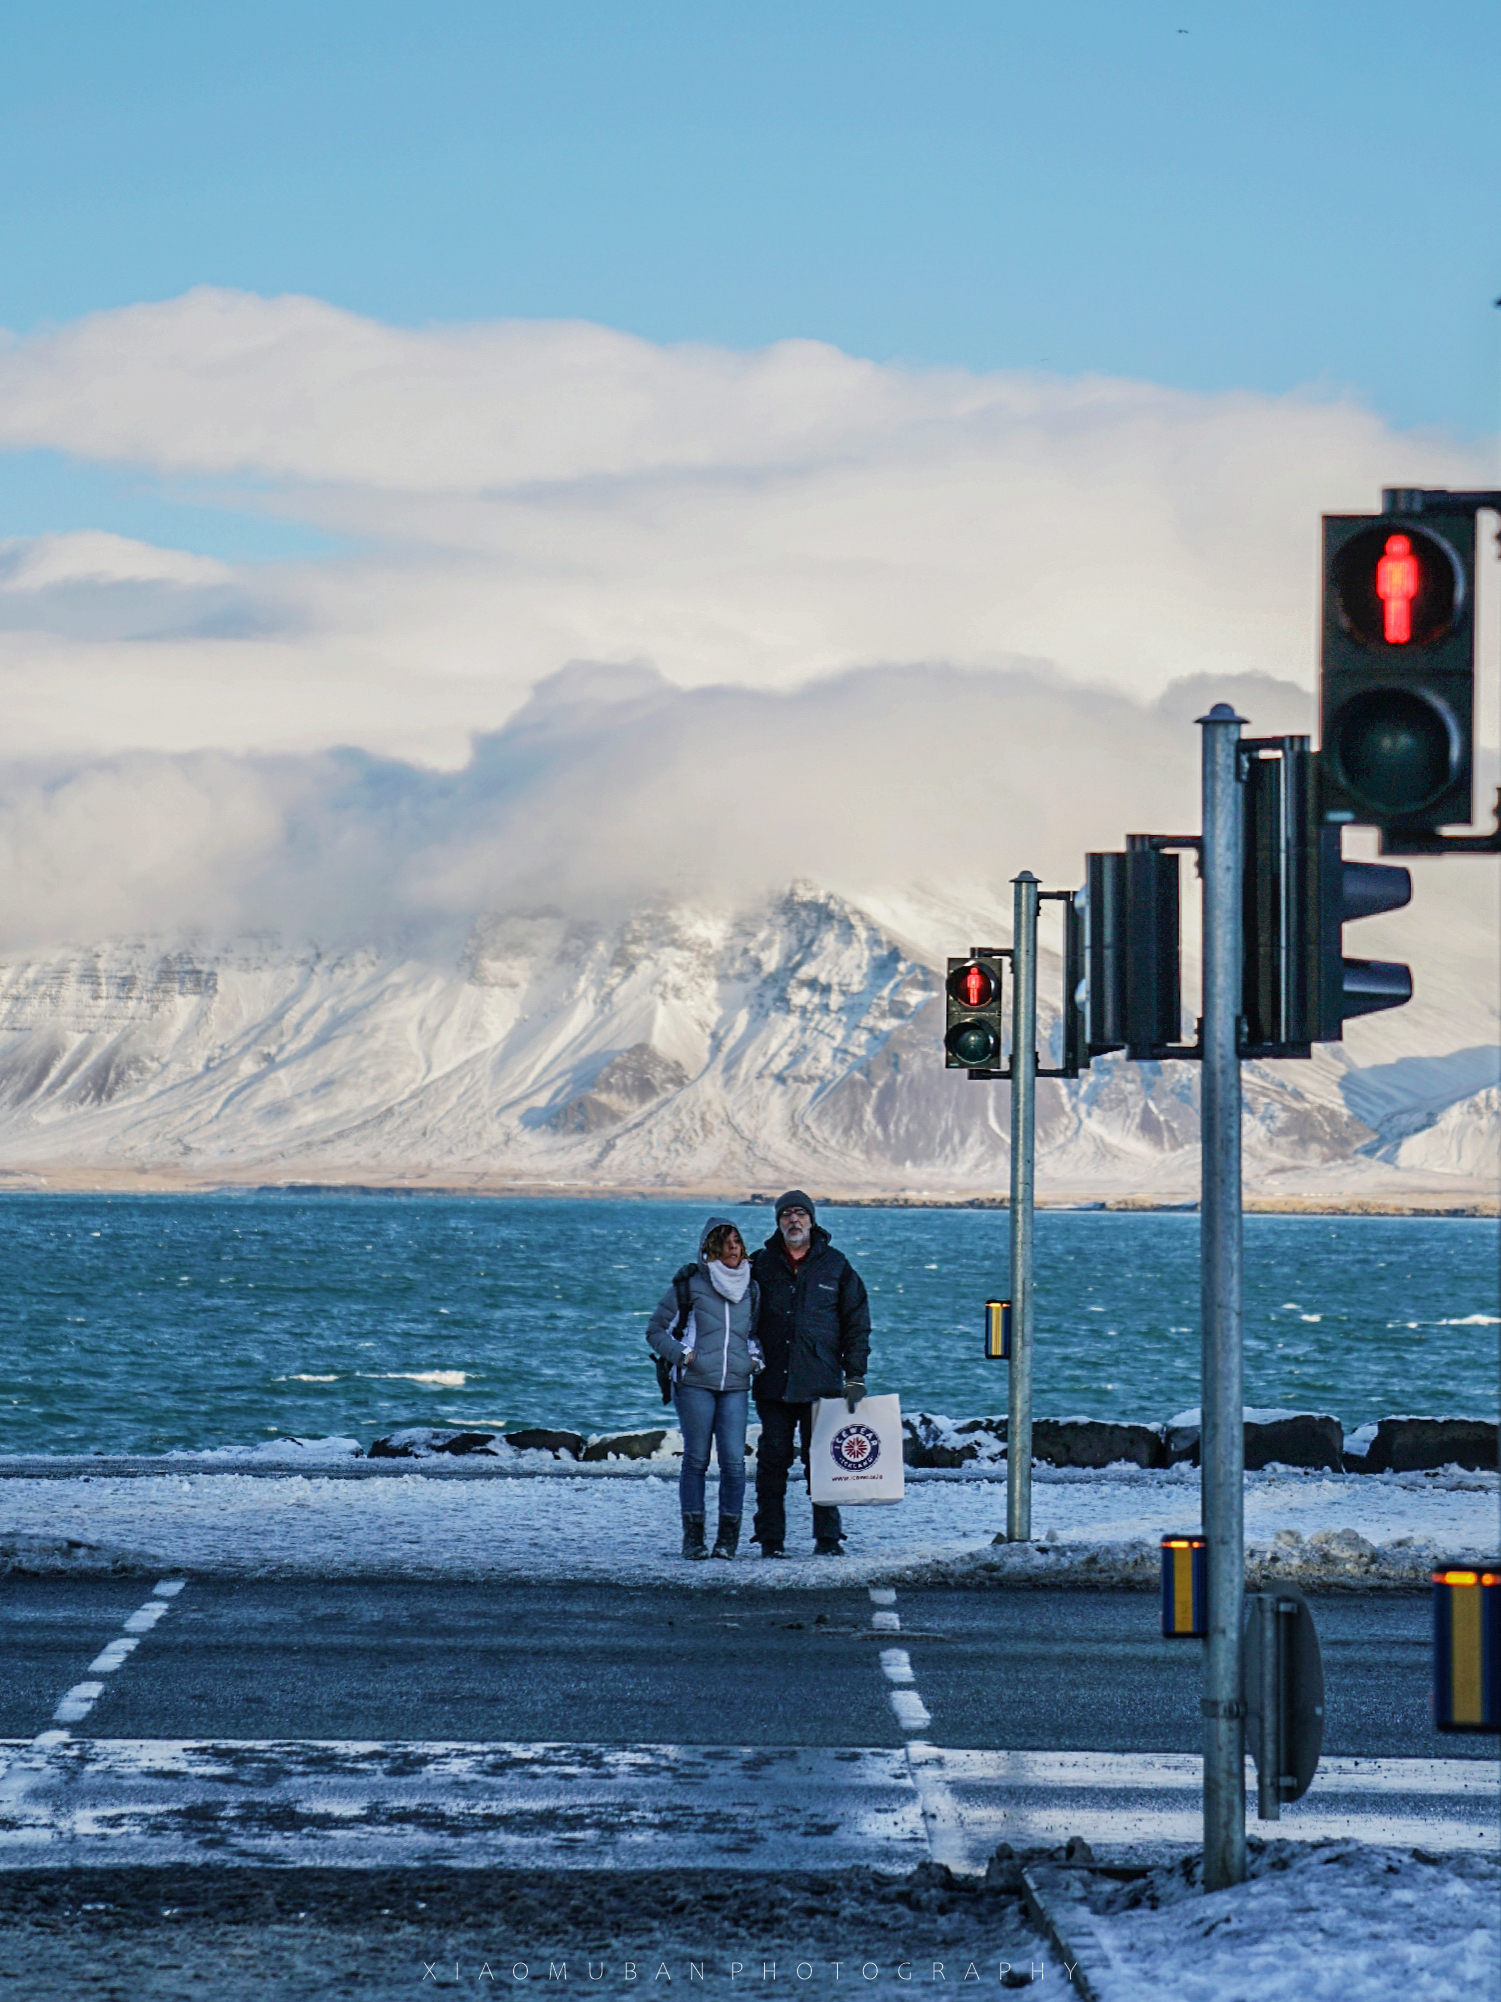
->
[[645, 1216, 761, 1395]]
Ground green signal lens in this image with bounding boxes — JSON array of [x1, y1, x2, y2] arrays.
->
[[947, 1021, 1000, 1067], [1330, 688, 1459, 817]]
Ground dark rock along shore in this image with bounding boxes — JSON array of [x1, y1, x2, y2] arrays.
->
[[367, 1413, 1498, 1475]]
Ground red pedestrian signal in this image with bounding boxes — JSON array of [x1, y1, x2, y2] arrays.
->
[[1321, 509, 1476, 833], [944, 956, 1004, 1072], [1375, 534, 1420, 643], [947, 961, 996, 1009], [1329, 520, 1462, 652]]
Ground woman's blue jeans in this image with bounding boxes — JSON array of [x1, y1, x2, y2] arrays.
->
[[673, 1385, 749, 1519]]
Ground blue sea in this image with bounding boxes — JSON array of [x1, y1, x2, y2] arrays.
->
[[2, 1194, 1497, 1456]]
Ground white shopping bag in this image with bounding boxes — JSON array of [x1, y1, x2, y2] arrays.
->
[[809, 1392, 905, 1505]]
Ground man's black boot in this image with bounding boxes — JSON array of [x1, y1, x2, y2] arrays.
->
[[760, 1540, 787, 1559], [681, 1512, 708, 1560], [813, 1537, 845, 1556], [710, 1515, 741, 1560]]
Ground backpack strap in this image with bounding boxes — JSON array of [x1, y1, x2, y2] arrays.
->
[[671, 1264, 696, 1337], [649, 1264, 699, 1408]]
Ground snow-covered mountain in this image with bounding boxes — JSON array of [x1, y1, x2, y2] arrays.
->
[[0, 884, 1494, 1200]]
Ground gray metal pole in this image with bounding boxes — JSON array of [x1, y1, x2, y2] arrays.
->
[[1198, 703, 1246, 1891], [1006, 870, 1039, 1544]]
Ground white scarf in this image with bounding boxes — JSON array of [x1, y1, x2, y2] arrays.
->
[[707, 1259, 751, 1303]]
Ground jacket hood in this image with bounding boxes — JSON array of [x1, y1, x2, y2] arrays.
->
[[698, 1214, 740, 1262]]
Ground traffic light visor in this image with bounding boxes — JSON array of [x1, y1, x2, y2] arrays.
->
[[1327, 687, 1462, 818], [946, 961, 997, 1008], [1332, 525, 1462, 648]]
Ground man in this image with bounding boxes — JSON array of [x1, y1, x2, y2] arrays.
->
[[749, 1191, 871, 1557]]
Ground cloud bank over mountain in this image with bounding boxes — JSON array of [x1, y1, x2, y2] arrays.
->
[[0, 661, 1492, 1089], [2, 289, 1494, 767], [0, 291, 1493, 1200]]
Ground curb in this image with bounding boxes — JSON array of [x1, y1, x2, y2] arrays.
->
[[1021, 1864, 1123, 1999]]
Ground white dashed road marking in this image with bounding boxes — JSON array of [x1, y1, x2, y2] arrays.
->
[[53, 1682, 106, 1725], [87, 1638, 140, 1675], [868, 1586, 970, 1870], [889, 1690, 933, 1732], [55, 1581, 186, 1725]]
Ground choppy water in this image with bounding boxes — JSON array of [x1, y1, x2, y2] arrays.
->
[[2, 1194, 1497, 1455]]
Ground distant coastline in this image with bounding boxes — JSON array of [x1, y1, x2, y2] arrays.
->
[[0, 1166, 1494, 1217]]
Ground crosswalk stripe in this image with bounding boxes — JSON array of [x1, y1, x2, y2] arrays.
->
[[0, 1739, 1492, 1870]]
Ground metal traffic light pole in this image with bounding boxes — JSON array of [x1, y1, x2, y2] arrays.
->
[[1198, 704, 1247, 1891], [1006, 870, 1039, 1543]]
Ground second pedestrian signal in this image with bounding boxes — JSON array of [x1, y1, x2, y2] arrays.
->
[[945, 956, 1006, 1073]]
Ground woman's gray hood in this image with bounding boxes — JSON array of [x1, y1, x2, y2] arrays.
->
[[698, 1215, 738, 1262]]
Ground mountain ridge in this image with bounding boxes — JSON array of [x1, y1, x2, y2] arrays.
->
[[0, 884, 1494, 1202]]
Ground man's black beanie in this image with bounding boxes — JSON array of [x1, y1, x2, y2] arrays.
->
[[774, 1189, 816, 1224]]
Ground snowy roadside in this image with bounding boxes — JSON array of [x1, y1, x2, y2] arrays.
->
[[0, 1458, 1494, 1584], [1025, 1841, 1500, 2002]]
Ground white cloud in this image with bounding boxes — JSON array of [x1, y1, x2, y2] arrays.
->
[[0, 289, 1493, 766], [0, 661, 1491, 1079], [0, 531, 230, 592], [0, 294, 1492, 1076]]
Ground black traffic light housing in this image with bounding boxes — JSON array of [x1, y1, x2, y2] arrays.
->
[[1240, 735, 1411, 1054], [1241, 738, 1320, 1057], [1082, 841, 1196, 1060], [945, 955, 1005, 1074], [943, 893, 1089, 1083], [1321, 489, 1501, 853], [1316, 835, 1412, 1038]]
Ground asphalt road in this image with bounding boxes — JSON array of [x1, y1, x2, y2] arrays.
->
[[2, 1577, 1480, 1761]]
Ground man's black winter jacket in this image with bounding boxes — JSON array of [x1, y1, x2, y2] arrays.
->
[[749, 1226, 871, 1406]]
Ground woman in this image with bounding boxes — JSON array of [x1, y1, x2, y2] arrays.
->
[[645, 1216, 762, 1560]]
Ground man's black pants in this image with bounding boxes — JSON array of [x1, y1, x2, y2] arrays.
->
[[752, 1399, 843, 1549]]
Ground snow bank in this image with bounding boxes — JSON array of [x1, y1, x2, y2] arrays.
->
[[1036, 1841, 1499, 2001], [0, 1461, 1492, 1584], [167, 1436, 366, 1465]]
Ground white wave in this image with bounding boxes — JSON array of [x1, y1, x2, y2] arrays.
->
[[372, 1370, 467, 1388]]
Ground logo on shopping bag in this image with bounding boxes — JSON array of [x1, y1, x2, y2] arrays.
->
[[831, 1422, 880, 1472]]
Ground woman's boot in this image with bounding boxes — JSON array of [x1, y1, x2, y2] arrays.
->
[[710, 1515, 741, 1560], [681, 1512, 708, 1559]]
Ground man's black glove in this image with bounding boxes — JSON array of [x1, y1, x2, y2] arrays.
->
[[843, 1379, 866, 1412]]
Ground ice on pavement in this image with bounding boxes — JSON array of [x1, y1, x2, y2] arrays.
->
[[0, 1458, 1493, 1581]]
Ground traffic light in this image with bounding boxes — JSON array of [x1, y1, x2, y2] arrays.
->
[[1082, 843, 1186, 1059], [1241, 738, 1320, 1057], [1059, 890, 1087, 1074], [1240, 736, 1412, 1051], [1315, 830, 1412, 1038], [1320, 506, 1477, 834], [1433, 1567, 1501, 1733], [945, 955, 1005, 1072]]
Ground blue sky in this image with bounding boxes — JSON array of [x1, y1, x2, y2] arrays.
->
[[0, 5, 1494, 998], [0, 1, 1496, 774], [3, 0, 1497, 434]]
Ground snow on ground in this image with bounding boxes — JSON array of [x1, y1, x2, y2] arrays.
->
[[1052, 1841, 1500, 2002], [0, 1459, 1494, 1583]]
